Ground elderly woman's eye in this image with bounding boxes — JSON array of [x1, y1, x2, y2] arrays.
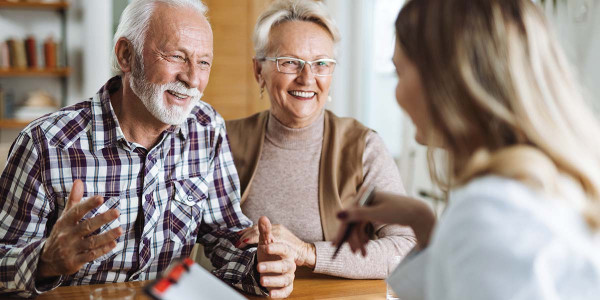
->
[[281, 60, 300, 66], [199, 61, 211, 69]]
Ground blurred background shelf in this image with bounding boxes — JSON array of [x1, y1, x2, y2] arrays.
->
[[0, 1, 69, 11], [0, 67, 71, 77], [0, 119, 31, 129], [0, 0, 69, 130]]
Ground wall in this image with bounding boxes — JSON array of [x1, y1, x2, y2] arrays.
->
[[201, 0, 272, 120], [547, 0, 600, 113]]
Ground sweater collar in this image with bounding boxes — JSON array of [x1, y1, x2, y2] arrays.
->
[[266, 110, 325, 149]]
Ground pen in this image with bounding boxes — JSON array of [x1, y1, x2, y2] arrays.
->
[[332, 186, 376, 259]]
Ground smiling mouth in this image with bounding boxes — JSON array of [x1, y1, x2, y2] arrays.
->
[[288, 90, 316, 99], [167, 90, 190, 99]]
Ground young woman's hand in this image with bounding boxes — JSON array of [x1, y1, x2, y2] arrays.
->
[[333, 191, 436, 255]]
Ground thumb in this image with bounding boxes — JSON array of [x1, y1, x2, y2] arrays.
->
[[66, 179, 84, 211], [258, 216, 274, 245]]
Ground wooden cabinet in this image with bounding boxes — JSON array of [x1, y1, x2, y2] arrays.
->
[[202, 0, 273, 120]]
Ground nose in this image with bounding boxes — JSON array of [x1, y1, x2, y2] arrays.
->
[[177, 62, 201, 89], [295, 63, 316, 85]]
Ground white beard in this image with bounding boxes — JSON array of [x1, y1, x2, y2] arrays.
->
[[129, 60, 202, 125]]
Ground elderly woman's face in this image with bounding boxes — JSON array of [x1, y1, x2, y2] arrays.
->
[[258, 21, 334, 128]]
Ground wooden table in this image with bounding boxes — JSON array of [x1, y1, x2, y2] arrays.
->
[[32, 268, 387, 299]]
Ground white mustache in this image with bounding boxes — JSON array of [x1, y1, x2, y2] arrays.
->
[[162, 81, 202, 98]]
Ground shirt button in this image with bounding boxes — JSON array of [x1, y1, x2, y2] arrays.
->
[[187, 196, 194, 201]]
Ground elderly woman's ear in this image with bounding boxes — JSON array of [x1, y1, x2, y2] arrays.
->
[[252, 58, 266, 87]]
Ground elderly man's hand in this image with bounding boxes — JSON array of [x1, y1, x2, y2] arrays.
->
[[36, 180, 123, 279], [238, 223, 316, 268], [256, 216, 296, 298]]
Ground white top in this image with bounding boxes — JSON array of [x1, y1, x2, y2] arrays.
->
[[388, 175, 600, 300]]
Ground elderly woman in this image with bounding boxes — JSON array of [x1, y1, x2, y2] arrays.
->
[[227, 0, 416, 279]]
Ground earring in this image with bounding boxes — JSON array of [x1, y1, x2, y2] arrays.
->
[[260, 87, 264, 100], [328, 95, 332, 102]]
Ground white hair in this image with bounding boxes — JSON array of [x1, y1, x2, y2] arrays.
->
[[111, 0, 209, 75], [253, 0, 340, 59]]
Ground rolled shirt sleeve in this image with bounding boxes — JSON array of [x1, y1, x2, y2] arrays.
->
[[197, 119, 266, 296], [0, 132, 63, 297]]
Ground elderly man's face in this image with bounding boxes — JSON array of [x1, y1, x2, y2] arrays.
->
[[129, 3, 213, 125], [259, 21, 334, 128]]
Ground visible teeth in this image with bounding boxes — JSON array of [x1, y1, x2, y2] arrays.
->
[[290, 91, 315, 98], [168, 90, 188, 99]]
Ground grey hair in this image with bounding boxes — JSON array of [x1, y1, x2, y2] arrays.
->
[[253, 0, 340, 59], [111, 0, 209, 76]]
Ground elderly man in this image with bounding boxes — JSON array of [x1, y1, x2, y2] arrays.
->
[[0, 0, 295, 298]]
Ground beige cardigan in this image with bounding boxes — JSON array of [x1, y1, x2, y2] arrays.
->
[[226, 110, 371, 240]]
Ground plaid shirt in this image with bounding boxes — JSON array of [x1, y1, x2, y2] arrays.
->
[[0, 76, 264, 297]]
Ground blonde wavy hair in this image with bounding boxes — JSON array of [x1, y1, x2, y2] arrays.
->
[[396, 0, 600, 229]]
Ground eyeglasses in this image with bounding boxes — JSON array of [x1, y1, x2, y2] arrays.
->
[[263, 57, 337, 76]]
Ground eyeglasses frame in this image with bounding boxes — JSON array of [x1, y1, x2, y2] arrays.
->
[[262, 56, 337, 76]]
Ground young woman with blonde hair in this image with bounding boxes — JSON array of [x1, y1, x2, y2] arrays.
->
[[336, 0, 600, 298]]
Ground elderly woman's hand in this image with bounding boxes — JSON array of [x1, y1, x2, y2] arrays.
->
[[237, 223, 317, 268], [256, 216, 296, 298]]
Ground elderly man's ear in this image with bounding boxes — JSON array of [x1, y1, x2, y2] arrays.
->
[[115, 38, 135, 73], [252, 58, 265, 88]]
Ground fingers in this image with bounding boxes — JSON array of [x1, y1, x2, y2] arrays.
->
[[262, 242, 293, 259], [77, 226, 123, 251], [257, 259, 296, 274], [356, 222, 369, 256], [347, 229, 361, 254], [257, 256, 295, 299], [260, 271, 295, 288], [237, 231, 259, 248], [75, 240, 118, 265], [258, 216, 274, 245], [76, 208, 120, 237], [337, 206, 378, 223], [237, 224, 257, 236], [339, 222, 371, 256], [239, 224, 294, 248], [269, 282, 294, 299], [65, 179, 84, 211], [64, 196, 104, 224], [332, 219, 350, 247]]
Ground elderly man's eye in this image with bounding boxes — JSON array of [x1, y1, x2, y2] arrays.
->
[[171, 55, 185, 61]]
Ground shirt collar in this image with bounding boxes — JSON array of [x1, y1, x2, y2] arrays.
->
[[90, 76, 191, 152]]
